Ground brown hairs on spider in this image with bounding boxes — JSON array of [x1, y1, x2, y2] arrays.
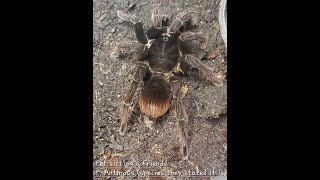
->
[[139, 75, 171, 118]]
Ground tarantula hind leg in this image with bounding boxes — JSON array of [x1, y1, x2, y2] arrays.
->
[[169, 76, 189, 160], [180, 54, 225, 86], [117, 3, 148, 45], [119, 65, 148, 135]]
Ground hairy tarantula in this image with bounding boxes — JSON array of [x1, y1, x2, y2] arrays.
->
[[116, 3, 225, 160]]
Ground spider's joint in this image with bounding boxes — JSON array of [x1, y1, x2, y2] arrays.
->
[[145, 39, 155, 49], [174, 62, 182, 73]]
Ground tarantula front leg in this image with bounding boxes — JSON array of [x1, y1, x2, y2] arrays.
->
[[117, 3, 148, 44], [151, 4, 162, 28], [119, 65, 148, 135], [146, 4, 163, 39], [170, 11, 200, 33], [169, 76, 189, 160], [179, 54, 225, 86]]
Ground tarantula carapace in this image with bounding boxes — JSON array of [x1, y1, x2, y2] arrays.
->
[[116, 3, 225, 160]]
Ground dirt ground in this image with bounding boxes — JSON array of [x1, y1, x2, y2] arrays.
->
[[93, 0, 227, 179]]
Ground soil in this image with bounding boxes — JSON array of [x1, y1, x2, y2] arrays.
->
[[93, 0, 227, 179]]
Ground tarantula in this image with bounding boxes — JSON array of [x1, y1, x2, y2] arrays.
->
[[115, 3, 225, 160]]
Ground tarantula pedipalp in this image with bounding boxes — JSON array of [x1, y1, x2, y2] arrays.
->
[[115, 3, 225, 160]]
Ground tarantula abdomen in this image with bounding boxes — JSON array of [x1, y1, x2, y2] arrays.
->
[[139, 75, 171, 118]]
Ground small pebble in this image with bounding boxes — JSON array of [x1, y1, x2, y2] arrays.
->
[[111, 27, 117, 33], [200, 42, 206, 49]]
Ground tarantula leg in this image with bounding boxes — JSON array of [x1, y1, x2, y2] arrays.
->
[[117, 3, 148, 44], [170, 12, 200, 33], [146, 26, 162, 39], [180, 54, 225, 86], [179, 31, 206, 43], [169, 76, 189, 160], [117, 3, 138, 23], [145, 4, 163, 39], [119, 65, 148, 135], [151, 4, 162, 28], [134, 22, 148, 44], [178, 31, 207, 55], [134, 45, 150, 61]]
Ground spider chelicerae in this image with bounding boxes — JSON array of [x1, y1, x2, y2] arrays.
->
[[115, 3, 225, 160]]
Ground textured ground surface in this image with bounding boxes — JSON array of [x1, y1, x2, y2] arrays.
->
[[93, 0, 227, 179]]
